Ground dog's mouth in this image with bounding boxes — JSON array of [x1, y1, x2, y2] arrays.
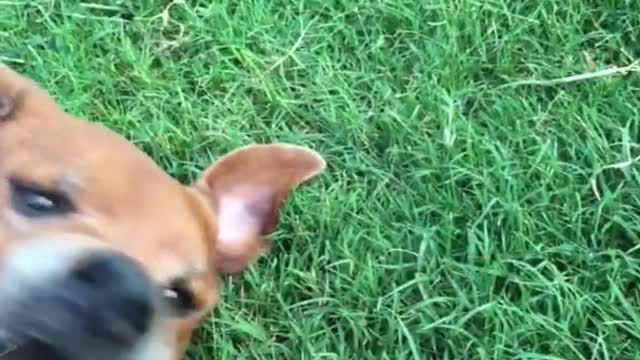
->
[[0, 337, 127, 360], [0, 244, 161, 360], [0, 337, 66, 360], [0, 292, 147, 360], [0, 281, 152, 360]]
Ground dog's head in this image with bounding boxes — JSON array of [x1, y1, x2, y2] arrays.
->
[[0, 64, 325, 360]]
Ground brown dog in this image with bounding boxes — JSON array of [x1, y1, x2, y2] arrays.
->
[[0, 64, 325, 360]]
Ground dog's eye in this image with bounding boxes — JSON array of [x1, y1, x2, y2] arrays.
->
[[163, 278, 198, 316], [9, 179, 75, 217]]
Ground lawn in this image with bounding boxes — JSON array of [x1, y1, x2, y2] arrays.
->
[[2, 0, 640, 359]]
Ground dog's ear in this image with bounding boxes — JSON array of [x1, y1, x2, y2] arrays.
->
[[0, 64, 62, 121], [194, 144, 326, 274]]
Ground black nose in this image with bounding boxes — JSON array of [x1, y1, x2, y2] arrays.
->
[[69, 252, 154, 340]]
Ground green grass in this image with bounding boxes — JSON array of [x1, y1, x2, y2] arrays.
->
[[3, 0, 640, 359]]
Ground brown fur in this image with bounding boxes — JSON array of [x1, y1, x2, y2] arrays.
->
[[0, 64, 325, 359]]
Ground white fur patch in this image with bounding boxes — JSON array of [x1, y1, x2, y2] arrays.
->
[[125, 331, 173, 360], [0, 234, 102, 299]]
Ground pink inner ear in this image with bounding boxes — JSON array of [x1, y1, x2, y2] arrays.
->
[[216, 189, 274, 256]]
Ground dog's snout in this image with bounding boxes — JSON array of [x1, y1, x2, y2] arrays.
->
[[69, 252, 155, 336], [0, 249, 157, 360]]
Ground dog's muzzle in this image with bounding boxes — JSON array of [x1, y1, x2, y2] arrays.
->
[[0, 247, 156, 360]]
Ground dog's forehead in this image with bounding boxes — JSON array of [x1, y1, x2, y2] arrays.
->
[[0, 113, 213, 280], [1, 112, 155, 178]]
